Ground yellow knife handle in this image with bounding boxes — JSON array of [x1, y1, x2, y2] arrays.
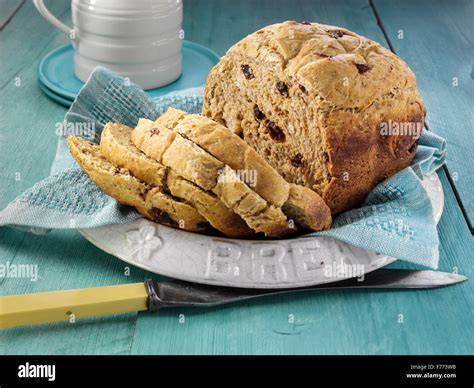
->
[[0, 282, 149, 328]]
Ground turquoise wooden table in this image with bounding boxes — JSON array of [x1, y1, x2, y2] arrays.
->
[[0, 0, 473, 355]]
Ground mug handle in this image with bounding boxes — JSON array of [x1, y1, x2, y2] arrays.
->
[[33, 0, 75, 37]]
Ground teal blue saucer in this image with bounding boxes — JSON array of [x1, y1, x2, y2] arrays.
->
[[38, 82, 73, 108], [38, 41, 219, 104]]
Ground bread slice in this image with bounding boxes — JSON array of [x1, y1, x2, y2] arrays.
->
[[143, 187, 210, 231], [283, 184, 332, 230], [157, 108, 290, 207], [100, 123, 254, 238], [132, 118, 222, 190], [132, 119, 294, 237], [214, 166, 296, 236], [67, 136, 209, 232], [154, 108, 332, 231], [100, 122, 167, 188], [68, 135, 149, 208]]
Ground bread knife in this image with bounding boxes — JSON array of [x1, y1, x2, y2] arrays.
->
[[0, 269, 467, 328]]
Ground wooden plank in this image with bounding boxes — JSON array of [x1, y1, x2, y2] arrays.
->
[[0, 1, 72, 206], [0, 229, 149, 355], [130, 170, 474, 355], [0, 1, 142, 355], [0, 0, 388, 355], [372, 0, 474, 229], [0, 0, 24, 30], [182, 0, 391, 56], [1, 0, 472, 356], [130, 0, 473, 355]]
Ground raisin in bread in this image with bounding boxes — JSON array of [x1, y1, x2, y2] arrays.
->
[[155, 107, 290, 207], [67, 136, 209, 232], [100, 122, 254, 238], [131, 118, 295, 237], [154, 108, 331, 231], [203, 21, 426, 214]]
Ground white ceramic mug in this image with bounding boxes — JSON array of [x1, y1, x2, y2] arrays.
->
[[33, 0, 183, 89]]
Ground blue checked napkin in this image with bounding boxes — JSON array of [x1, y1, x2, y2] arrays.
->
[[0, 67, 446, 268]]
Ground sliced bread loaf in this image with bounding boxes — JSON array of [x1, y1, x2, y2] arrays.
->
[[154, 108, 332, 231], [131, 119, 294, 237], [100, 123, 253, 238], [67, 136, 209, 232]]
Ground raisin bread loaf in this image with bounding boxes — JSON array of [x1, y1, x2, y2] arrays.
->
[[100, 122, 254, 238], [203, 21, 426, 214], [67, 136, 209, 232], [154, 108, 331, 231]]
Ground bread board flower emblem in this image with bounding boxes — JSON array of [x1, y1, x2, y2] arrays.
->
[[126, 225, 162, 261]]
